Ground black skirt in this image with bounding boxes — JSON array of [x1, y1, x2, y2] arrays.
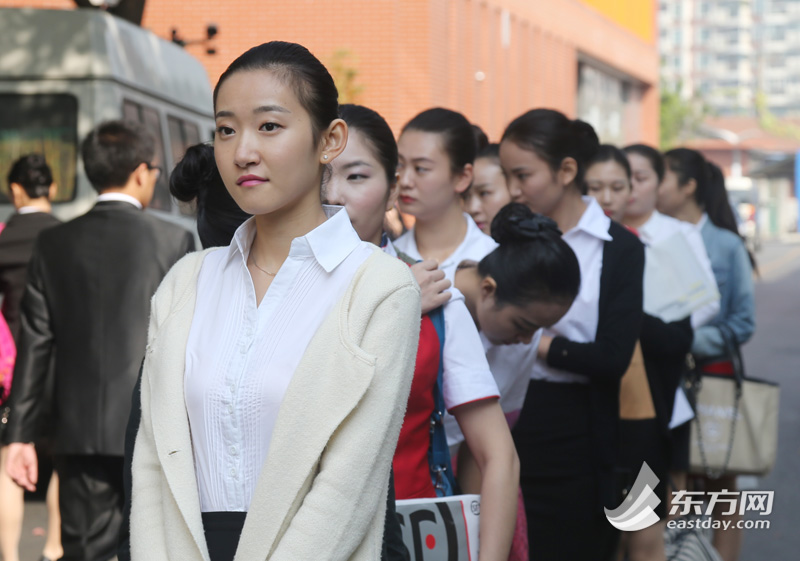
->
[[618, 418, 668, 519], [513, 380, 619, 561], [202, 512, 247, 561]]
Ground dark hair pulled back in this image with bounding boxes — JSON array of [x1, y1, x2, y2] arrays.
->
[[402, 108, 476, 174], [501, 109, 599, 188], [663, 148, 709, 207], [338, 104, 397, 185], [665, 148, 758, 271], [476, 143, 501, 166], [170, 143, 250, 249], [584, 144, 632, 194], [478, 202, 581, 306], [7, 153, 53, 199], [214, 41, 339, 143], [624, 143, 665, 183]]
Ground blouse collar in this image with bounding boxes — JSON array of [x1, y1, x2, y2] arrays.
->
[[565, 197, 613, 242], [228, 205, 362, 273]]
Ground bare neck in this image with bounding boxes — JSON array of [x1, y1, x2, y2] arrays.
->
[[413, 202, 468, 263], [251, 202, 328, 270], [549, 188, 587, 235], [673, 200, 704, 225], [623, 209, 654, 230], [17, 197, 51, 213]]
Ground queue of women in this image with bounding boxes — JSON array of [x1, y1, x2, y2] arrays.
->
[[127, 41, 756, 561]]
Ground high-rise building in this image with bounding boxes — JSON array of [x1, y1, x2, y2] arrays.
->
[[756, 0, 800, 115], [661, 0, 800, 116]]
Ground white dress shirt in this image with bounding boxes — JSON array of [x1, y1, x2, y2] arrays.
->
[[95, 192, 143, 209], [638, 211, 719, 328], [393, 213, 498, 281], [532, 197, 612, 384], [16, 206, 43, 215], [383, 240, 499, 447], [184, 206, 374, 512]]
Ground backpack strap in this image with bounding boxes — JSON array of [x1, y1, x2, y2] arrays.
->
[[427, 306, 458, 496]]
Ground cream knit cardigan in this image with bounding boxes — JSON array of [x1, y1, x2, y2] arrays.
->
[[131, 247, 420, 561]]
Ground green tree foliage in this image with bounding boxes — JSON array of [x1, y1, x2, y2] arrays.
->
[[660, 84, 708, 150], [329, 49, 364, 104]]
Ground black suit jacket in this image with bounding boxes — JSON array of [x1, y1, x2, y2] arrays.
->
[[547, 220, 645, 508], [0, 212, 62, 343], [5, 201, 195, 455]]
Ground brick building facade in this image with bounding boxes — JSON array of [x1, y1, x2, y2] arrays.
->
[[1, 0, 660, 144]]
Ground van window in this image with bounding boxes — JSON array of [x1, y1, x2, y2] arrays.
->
[[168, 116, 201, 164], [167, 117, 202, 216], [122, 99, 171, 211], [0, 93, 78, 204]]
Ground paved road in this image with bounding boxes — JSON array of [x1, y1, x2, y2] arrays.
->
[[11, 240, 800, 561], [739, 238, 800, 561]]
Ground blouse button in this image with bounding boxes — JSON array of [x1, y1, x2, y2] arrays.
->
[[561, 349, 568, 357], [229, 468, 236, 476], [228, 405, 234, 414], [230, 445, 238, 455]]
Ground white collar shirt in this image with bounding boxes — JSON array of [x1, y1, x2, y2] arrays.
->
[[16, 206, 43, 215], [392, 213, 498, 282], [184, 206, 374, 512], [639, 211, 719, 327], [532, 197, 612, 383], [95, 192, 143, 209], [382, 239, 499, 448]]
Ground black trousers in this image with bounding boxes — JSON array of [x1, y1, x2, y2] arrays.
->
[[54, 454, 124, 561]]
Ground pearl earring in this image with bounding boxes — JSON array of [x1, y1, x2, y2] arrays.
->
[[323, 154, 329, 160]]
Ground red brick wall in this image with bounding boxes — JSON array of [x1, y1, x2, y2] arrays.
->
[[1, 0, 659, 144]]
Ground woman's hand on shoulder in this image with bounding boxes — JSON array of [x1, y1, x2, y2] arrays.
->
[[410, 259, 451, 314]]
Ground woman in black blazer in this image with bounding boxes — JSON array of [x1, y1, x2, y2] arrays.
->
[[499, 109, 644, 561]]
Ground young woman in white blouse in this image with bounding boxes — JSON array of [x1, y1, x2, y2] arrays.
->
[[326, 104, 583, 561], [394, 108, 499, 281], [129, 43, 421, 561], [499, 110, 645, 561]]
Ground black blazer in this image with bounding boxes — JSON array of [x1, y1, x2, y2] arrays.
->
[[5, 201, 195, 455], [0, 212, 62, 342], [547, 220, 645, 508]]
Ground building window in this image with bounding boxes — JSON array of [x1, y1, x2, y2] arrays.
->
[[770, 26, 786, 41]]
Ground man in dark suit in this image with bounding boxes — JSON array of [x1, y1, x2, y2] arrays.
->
[[4, 121, 195, 561], [0, 154, 61, 344]]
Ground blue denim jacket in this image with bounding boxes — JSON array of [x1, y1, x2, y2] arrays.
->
[[691, 215, 756, 357]]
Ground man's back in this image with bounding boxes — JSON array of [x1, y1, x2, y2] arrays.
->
[[8, 200, 195, 455]]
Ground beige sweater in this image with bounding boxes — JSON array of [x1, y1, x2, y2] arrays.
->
[[131, 247, 420, 561]]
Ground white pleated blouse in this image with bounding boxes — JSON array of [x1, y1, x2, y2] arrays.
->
[[183, 206, 373, 512]]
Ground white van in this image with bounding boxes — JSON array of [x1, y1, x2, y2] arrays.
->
[[0, 7, 214, 226]]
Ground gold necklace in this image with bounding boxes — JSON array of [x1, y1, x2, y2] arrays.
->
[[250, 253, 277, 277]]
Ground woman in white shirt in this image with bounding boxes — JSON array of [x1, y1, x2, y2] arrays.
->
[[500, 109, 645, 561], [129, 42, 421, 561], [326, 103, 531, 561], [393, 108, 499, 281]]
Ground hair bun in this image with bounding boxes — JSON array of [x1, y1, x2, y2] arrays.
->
[[169, 143, 219, 203], [490, 202, 562, 244]]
